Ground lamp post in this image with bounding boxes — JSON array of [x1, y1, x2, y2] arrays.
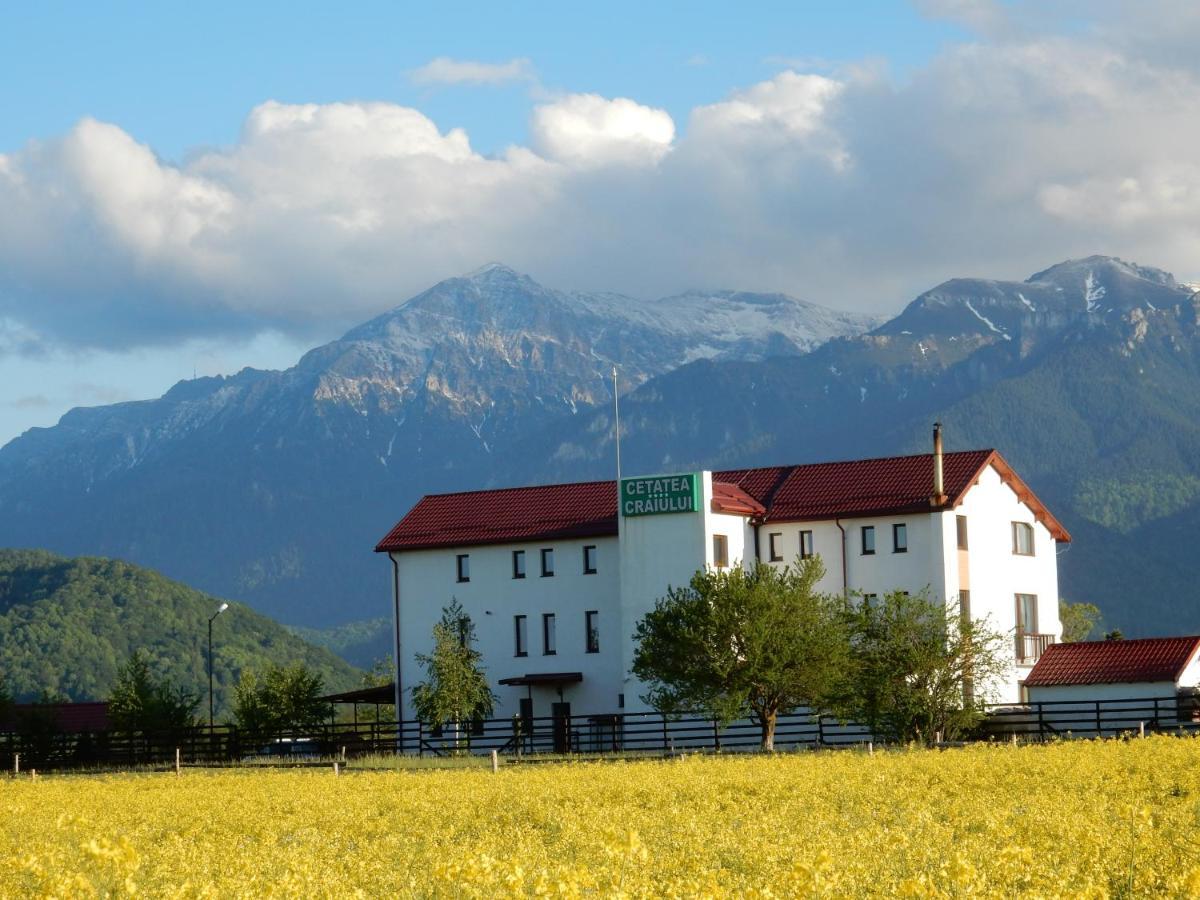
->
[[208, 602, 230, 728]]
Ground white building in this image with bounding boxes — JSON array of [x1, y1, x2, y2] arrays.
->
[[376, 429, 1070, 727]]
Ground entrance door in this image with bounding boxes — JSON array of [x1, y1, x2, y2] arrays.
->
[[551, 702, 571, 753]]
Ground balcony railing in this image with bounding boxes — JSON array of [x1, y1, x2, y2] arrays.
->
[[1016, 632, 1055, 664]]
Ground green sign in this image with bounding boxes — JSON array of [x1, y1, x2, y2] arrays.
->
[[620, 473, 701, 517]]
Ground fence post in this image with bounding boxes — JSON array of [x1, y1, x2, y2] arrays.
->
[[1095, 700, 1101, 736], [491, 749, 499, 773], [712, 718, 720, 752], [418, 721, 424, 758], [13, 752, 18, 775], [175, 747, 181, 776], [661, 715, 668, 753], [816, 715, 824, 748], [1139, 721, 1145, 739]]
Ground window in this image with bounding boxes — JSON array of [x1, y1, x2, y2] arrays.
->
[[455, 554, 470, 583], [512, 550, 526, 579], [514, 615, 528, 657], [1012, 522, 1035, 556], [583, 545, 597, 574], [585, 610, 599, 653], [892, 523, 907, 554], [712, 534, 729, 568], [541, 548, 555, 577], [768, 533, 783, 562], [543, 613, 556, 655], [956, 515, 969, 550], [861, 526, 875, 555], [799, 530, 814, 560], [1016, 593, 1038, 633]]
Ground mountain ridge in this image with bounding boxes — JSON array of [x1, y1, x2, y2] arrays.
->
[[0, 265, 872, 626]]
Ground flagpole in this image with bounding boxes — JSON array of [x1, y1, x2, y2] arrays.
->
[[612, 365, 621, 482]]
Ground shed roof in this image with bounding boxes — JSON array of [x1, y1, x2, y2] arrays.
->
[[0, 701, 110, 733], [376, 449, 1069, 553], [1025, 636, 1200, 687]]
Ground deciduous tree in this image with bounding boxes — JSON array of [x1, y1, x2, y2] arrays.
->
[[632, 558, 850, 751], [1059, 599, 1101, 643], [842, 591, 1008, 745], [411, 600, 496, 741], [233, 663, 331, 741]]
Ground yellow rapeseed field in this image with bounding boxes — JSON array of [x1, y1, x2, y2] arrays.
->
[[3, 736, 1200, 898]]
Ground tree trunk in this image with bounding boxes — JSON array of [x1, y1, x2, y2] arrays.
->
[[760, 709, 777, 752]]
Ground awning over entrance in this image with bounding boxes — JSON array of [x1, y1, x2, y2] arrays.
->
[[498, 672, 584, 687]]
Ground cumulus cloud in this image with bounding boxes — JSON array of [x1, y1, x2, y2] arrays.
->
[[410, 57, 535, 87], [530, 94, 675, 167], [2, 7, 1200, 353]]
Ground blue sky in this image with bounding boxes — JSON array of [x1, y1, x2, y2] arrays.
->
[[1, 1, 1199, 445], [1, 2, 965, 161]]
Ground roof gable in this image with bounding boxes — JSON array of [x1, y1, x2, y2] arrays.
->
[[1025, 636, 1200, 687]]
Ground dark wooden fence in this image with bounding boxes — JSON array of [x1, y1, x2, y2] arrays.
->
[[2, 693, 1196, 772]]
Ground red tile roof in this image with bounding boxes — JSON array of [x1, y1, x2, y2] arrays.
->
[[376, 479, 618, 551], [711, 481, 766, 517], [718, 450, 997, 523], [1025, 637, 1200, 687], [376, 449, 1070, 552]]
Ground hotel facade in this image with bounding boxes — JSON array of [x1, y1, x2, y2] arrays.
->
[[376, 429, 1070, 724]]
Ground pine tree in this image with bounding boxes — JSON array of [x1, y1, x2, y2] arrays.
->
[[108, 650, 198, 734]]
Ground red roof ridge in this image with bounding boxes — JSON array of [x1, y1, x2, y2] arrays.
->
[[414, 476, 617, 502]]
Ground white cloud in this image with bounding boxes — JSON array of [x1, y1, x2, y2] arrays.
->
[[410, 57, 534, 87], [530, 94, 675, 167], [2, 6, 1200, 353]]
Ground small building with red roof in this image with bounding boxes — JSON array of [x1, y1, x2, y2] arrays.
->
[[1025, 636, 1200, 709], [376, 426, 1070, 725]]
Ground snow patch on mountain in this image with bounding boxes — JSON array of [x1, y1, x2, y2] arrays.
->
[[1084, 271, 1106, 312], [964, 300, 1012, 341]]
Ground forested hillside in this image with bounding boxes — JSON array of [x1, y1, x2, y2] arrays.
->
[[0, 549, 362, 714]]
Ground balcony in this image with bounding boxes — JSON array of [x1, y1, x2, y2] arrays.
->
[[1016, 632, 1055, 665]]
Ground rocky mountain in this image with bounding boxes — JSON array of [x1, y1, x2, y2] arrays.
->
[[517, 256, 1200, 636], [0, 549, 361, 712], [0, 265, 873, 628], [4, 255, 1197, 645]]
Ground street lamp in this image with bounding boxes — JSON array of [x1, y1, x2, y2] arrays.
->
[[208, 602, 230, 728]]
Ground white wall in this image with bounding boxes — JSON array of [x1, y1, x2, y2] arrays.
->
[[1028, 682, 1182, 704], [388, 462, 1068, 720], [950, 465, 1062, 701], [619, 471, 733, 713], [393, 536, 620, 721]]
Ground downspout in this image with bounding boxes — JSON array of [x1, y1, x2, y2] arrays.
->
[[835, 518, 848, 597], [752, 520, 761, 564], [390, 552, 403, 753]]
